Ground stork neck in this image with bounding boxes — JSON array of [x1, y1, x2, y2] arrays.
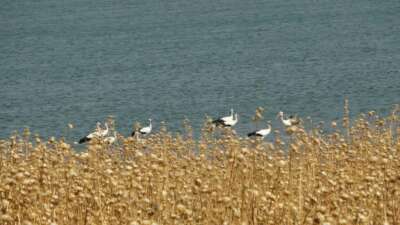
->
[[280, 114, 286, 122], [234, 113, 238, 121], [96, 123, 101, 131]]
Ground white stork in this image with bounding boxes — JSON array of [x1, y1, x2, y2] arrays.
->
[[104, 131, 117, 145], [131, 119, 152, 137], [247, 124, 272, 139], [277, 111, 300, 127], [77, 122, 109, 144], [212, 109, 239, 127]]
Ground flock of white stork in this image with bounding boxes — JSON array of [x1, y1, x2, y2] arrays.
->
[[76, 110, 299, 145]]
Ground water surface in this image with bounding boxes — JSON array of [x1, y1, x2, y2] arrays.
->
[[1, 0, 399, 140]]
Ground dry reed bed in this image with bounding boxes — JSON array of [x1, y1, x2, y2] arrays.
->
[[0, 110, 400, 225]]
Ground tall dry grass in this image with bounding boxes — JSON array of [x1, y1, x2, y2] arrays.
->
[[0, 106, 399, 225]]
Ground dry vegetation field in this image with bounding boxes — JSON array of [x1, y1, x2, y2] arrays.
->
[[1, 105, 400, 225]]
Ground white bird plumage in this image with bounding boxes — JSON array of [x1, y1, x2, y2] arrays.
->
[[77, 122, 109, 144], [212, 109, 239, 127], [104, 131, 117, 144], [72, 110, 303, 144], [99, 123, 109, 137], [278, 111, 299, 127], [247, 124, 272, 139], [131, 119, 152, 137]]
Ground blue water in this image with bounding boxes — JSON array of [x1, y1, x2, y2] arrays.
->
[[1, 0, 399, 140]]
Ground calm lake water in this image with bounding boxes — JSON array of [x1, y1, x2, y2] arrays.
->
[[1, 0, 399, 140]]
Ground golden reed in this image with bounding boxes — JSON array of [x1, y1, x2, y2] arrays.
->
[[0, 106, 399, 225]]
